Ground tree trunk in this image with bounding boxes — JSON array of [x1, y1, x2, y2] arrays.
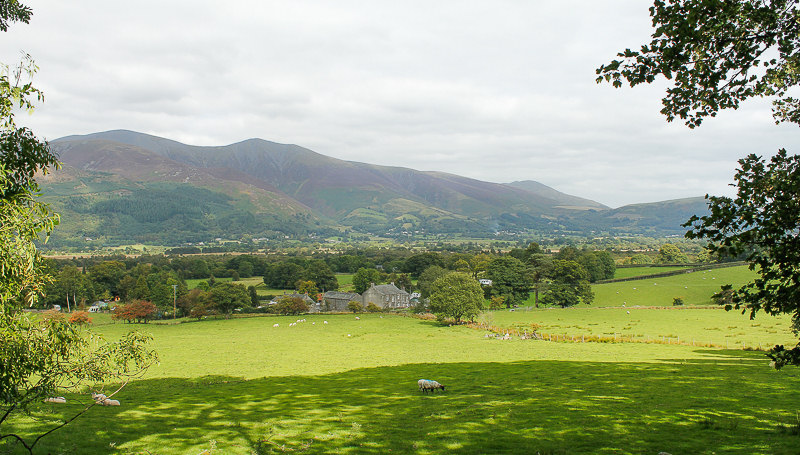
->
[[65, 293, 70, 312], [534, 288, 539, 308]]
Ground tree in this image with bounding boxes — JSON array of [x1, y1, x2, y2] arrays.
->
[[686, 150, 800, 368], [247, 285, 259, 307], [417, 265, 449, 299], [527, 253, 553, 308], [352, 267, 384, 294], [0, 6, 155, 451], [542, 260, 594, 307], [303, 259, 338, 291], [600, 0, 800, 367], [347, 300, 363, 313], [209, 282, 250, 318], [295, 280, 318, 296], [486, 256, 530, 307], [428, 272, 484, 323], [403, 252, 445, 278], [112, 300, 158, 324], [657, 244, 689, 264], [178, 288, 214, 320], [596, 0, 800, 128], [274, 296, 310, 315]]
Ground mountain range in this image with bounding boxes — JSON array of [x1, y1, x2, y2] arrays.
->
[[39, 130, 709, 246]]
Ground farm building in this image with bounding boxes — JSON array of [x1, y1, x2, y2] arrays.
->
[[322, 291, 362, 312], [362, 282, 410, 309]]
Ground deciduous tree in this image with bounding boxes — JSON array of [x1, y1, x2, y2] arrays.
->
[[0, 6, 155, 452], [599, 0, 800, 367], [429, 272, 484, 323]]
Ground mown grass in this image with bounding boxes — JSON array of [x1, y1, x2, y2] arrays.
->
[[4, 313, 800, 454]]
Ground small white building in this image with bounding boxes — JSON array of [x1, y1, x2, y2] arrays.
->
[[479, 279, 493, 286]]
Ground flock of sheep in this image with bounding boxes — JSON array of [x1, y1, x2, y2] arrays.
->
[[273, 319, 330, 328], [45, 392, 120, 406]]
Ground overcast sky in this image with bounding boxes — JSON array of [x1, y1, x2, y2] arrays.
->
[[1, 1, 797, 208]]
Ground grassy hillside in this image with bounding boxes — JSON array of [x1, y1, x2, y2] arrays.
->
[[593, 265, 756, 307]]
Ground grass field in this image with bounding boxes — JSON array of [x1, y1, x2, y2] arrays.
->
[[613, 265, 692, 279], [4, 309, 800, 455], [6, 266, 799, 454], [592, 265, 755, 308]]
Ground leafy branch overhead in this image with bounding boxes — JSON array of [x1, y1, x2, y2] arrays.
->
[[597, 0, 800, 128]]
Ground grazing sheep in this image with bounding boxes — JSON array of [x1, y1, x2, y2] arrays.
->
[[91, 392, 107, 402], [355, 316, 360, 320], [44, 397, 66, 404], [418, 379, 445, 393], [273, 323, 279, 328], [323, 321, 328, 324], [100, 399, 120, 406]]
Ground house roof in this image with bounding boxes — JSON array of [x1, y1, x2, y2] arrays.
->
[[367, 283, 409, 296], [323, 291, 361, 300]]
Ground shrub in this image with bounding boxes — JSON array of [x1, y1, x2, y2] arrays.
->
[[274, 296, 309, 315], [68, 311, 93, 325], [347, 300, 363, 313], [366, 302, 381, 313], [673, 297, 685, 306], [489, 296, 505, 310], [41, 309, 66, 323]]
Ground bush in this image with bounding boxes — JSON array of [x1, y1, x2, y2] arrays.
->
[[411, 299, 428, 314], [672, 297, 685, 306], [366, 302, 381, 313], [274, 296, 309, 315], [41, 309, 66, 323], [68, 311, 93, 325], [347, 300, 363, 313]]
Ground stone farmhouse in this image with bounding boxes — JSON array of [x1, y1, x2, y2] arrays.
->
[[321, 291, 362, 312], [362, 283, 410, 309], [320, 283, 411, 312]]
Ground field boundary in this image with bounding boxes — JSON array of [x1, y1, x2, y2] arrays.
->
[[598, 261, 748, 284]]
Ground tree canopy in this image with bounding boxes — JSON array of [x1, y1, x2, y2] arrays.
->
[[685, 150, 800, 368], [600, 0, 800, 368], [597, 0, 800, 128], [428, 272, 484, 323]]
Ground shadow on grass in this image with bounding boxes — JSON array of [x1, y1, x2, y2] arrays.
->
[[4, 356, 800, 454]]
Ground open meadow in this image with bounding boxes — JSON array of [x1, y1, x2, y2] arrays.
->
[[5, 305, 800, 454]]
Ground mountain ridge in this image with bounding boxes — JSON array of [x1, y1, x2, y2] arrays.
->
[[42, 130, 708, 245]]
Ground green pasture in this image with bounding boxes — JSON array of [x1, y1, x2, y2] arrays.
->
[[613, 266, 692, 279], [4, 312, 800, 454], [484, 307, 796, 348], [592, 265, 756, 308]]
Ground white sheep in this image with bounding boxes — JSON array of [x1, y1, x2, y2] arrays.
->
[[324, 321, 328, 324], [102, 399, 120, 406], [91, 392, 107, 402], [355, 316, 360, 320], [273, 323, 279, 328], [44, 397, 66, 404], [418, 379, 445, 393]]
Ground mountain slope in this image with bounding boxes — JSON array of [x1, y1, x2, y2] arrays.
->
[[43, 130, 710, 243]]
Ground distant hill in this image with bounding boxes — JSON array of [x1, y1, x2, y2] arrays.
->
[[505, 180, 609, 210], [41, 130, 709, 245]]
